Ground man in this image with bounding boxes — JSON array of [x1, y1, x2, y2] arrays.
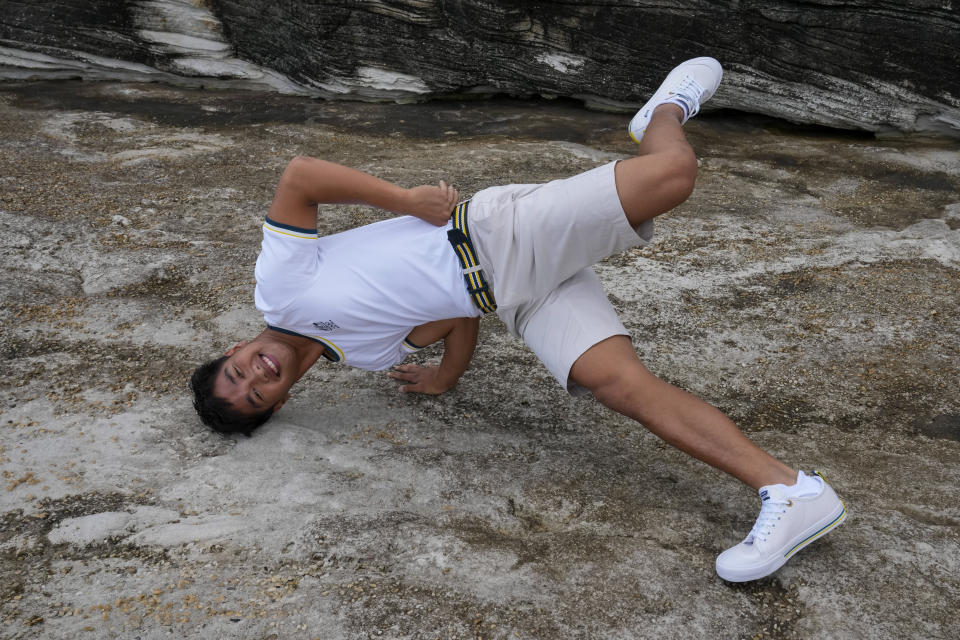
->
[[191, 58, 846, 582]]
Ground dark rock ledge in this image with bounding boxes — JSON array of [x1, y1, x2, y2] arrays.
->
[[1, 0, 958, 137]]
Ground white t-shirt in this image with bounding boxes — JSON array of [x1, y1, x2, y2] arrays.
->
[[254, 215, 480, 370]]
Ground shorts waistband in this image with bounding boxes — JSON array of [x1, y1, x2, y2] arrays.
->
[[448, 201, 497, 314]]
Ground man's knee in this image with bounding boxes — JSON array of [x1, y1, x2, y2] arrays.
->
[[589, 374, 636, 413], [570, 337, 651, 413], [615, 147, 698, 225]]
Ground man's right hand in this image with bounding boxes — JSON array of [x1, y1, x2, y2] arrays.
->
[[403, 180, 459, 226]]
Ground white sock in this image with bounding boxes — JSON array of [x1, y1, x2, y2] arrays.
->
[[782, 470, 822, 498]]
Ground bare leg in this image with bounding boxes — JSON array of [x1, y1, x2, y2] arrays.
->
[[614, 104, 699, 228], [574, 99, 797, 490], [570, 336, 797, 490]]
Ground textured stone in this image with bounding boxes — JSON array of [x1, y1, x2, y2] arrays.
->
[[1, 1, 958, 136], [2, 78, 959, 640]]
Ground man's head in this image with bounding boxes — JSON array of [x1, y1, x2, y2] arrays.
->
[[190, 337, 299, 436]]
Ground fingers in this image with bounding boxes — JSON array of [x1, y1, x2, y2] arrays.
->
[[390, 372, 421, 393], [439, 179, 459, 206], [388, 364, 420, 383], [388, 364, 440, 394]]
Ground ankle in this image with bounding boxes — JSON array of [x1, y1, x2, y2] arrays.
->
[[652, 103, 685, 123], [770, 469, 808, 488], [752, 467, 801, 490]]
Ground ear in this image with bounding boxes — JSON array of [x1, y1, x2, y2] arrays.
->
[[224, 340, 249, 356], [271, 393, 292, 414]]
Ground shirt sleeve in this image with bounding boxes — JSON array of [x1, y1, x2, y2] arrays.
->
[[254, 217, 319, 314], [377, 339, 421, 371]]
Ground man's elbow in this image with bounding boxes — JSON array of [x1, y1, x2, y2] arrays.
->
[[277, 156, 319, 198], [283, 155, 315, 180], [454, 316, 480, 340]]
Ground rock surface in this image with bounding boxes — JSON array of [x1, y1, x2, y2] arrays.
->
[[1, 80, 959, 639], [1, 0, 959, 136]]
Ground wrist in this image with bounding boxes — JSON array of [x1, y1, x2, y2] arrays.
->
[[434, 367, 460, 391], [395, 186, 413, 214]]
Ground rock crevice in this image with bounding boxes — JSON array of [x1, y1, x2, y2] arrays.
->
[[0, 0, 957, 136]]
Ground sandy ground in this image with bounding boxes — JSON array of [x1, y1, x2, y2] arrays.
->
[[0, 81, 958, 640]]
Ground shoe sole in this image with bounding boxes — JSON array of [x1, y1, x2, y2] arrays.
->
[[716, 500, 847, 582]]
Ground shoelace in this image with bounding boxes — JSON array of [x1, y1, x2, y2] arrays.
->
[[745, 495, 790, 544], [670, 75, 706, 119]]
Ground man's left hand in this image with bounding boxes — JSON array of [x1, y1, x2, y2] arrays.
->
[[388, 363, 454, 395]]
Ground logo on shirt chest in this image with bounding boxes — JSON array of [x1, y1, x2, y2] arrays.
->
[[312, 320, 341, 332]]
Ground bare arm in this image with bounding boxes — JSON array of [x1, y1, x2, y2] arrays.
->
[[388, 317, 480, 394], [267, 156, 458, 230]]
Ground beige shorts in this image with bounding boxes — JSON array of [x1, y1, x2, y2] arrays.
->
[[467, 161, 654, 394]]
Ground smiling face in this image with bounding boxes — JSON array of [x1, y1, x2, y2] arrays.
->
[[212, 337, 299, 414]]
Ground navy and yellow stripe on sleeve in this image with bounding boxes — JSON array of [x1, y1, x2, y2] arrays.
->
[[264, 217, 318, 239], [402, 338, 424, 353]]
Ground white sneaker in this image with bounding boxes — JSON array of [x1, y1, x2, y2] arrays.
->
[[715, 471, 847, 582], [628, 56, 723, 143]]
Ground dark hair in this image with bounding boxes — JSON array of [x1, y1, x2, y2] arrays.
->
[[190, 355, 274, 437]]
